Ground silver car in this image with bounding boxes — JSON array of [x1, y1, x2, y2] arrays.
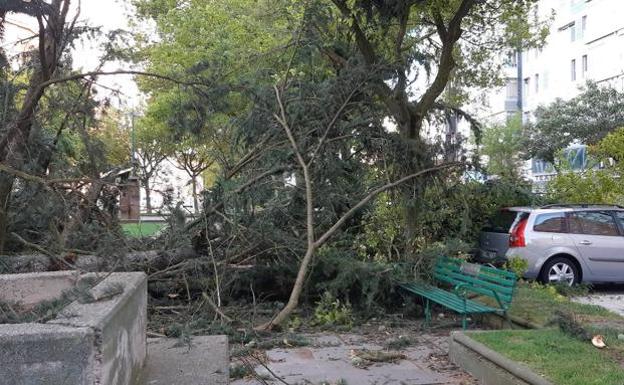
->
[[478, 204, 624, 285]]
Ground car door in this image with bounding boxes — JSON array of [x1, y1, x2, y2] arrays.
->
[[567, 211, 624, 279]]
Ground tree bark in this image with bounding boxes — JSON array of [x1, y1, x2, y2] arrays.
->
[[0, 176, 14, 253], [2, 247, 200, 274], [144, 178, 152, 213], [191, 176, 199, 214]]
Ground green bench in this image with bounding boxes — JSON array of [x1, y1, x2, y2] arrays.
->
[[400, 257, 517, 329]]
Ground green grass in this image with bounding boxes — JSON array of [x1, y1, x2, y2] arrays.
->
[[122, 222, 166, 238], [510, 284, 619, 326], [479, 283, 620, 327], [471, 329, 624, 385]]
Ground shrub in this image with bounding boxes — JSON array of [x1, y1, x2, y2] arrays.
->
[[313, 291, 353, 327], [504, 256, 529, 279]]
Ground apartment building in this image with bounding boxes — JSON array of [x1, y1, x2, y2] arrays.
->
[[482, 0, 624, 187]]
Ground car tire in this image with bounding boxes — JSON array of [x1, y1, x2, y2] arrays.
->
[[539, 256, 580, 286]]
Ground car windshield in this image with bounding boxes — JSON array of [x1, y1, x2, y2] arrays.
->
[[483, 210, 522, 233]]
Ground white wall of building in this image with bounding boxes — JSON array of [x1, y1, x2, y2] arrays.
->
[[522, 0, 624, 117], [475, 0, 624, 186], [140, 158, 204, 215]]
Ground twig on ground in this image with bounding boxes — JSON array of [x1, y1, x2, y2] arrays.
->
[[202, 292, 233, 323]]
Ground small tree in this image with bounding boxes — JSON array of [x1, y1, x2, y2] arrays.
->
[[135, 126, 168, 213], [171, 140, 214, 214], [481, 114, 524, 180]]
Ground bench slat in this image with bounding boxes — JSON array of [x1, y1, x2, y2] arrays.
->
[[438, 257, 517, 279], [437, 259, 517, 284], [434, 275, 513, 305], [434, 267, 515, 303], [400, 284, 500, 314]]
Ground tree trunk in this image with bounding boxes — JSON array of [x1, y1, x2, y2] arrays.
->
[[144, 179, 152, 213], [0, 174, 14, 253], [398, 115, 431, 254], [191, 176, 199, 214], [0, 0, 71, 253], [256, 248, 315, 329]]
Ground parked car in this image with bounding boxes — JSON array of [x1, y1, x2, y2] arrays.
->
[[477, 204, 624, 285]]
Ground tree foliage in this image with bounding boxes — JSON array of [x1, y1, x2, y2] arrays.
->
[[547, 127, 624, 205], [481, 114, 525, 180], [524, 83, 624, 164]]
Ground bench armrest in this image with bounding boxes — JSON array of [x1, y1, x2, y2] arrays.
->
[[452, 283, 470, 299]]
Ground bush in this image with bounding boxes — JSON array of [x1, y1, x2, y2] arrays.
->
[[313, 291, 353, 327], [504, 256, 529, 278]]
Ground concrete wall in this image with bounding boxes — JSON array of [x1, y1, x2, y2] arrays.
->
[[0, 323, 96, 385], [0, 271, 147, 385]]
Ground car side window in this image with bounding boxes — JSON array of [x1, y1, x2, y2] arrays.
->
[[569, 211, 620, 236], [616, 212, 624, 231], [533, 212, 567, 233]]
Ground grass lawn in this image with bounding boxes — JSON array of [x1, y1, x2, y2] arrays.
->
[[122, 222, 166, 238], [506, 284, 621, 327], [471, 329, 624, 385]]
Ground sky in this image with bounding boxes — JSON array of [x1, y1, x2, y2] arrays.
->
[[3, 0, 144, 109]]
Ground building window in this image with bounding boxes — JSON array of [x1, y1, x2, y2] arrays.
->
[[507, 52, 518, 67], [535, 74, 539, 93], [582, 55, 588, 77], [506, 78, 518, 99], [570, 22, 576, 42], [581, 15, 587, 37], [524, 77, 530, 99], [571, 59, 576, 81]]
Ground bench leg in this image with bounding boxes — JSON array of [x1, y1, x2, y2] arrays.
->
[[425, 299, 431, 327], [462, 314, 467, 330], [504, 311, 513, 329]]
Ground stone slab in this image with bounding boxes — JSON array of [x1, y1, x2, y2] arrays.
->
[[0, 270, 79, 307], [141, 336, 229, 385]]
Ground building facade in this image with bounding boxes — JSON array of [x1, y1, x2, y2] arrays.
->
[[482, 0, 624, 186]]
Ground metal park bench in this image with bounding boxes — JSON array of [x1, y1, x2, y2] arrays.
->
[[400, 257, 517, 329]]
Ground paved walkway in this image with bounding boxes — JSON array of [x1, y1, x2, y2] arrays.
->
[[232, 332, 476, 385], [574, 285, 624, 317], [141, 336, 229, 385]]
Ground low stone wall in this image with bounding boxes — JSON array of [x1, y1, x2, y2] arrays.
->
[[449, 331, 553, 385], [0, 271, 147, 385]]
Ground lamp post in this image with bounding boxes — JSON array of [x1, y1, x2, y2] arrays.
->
[[130, 111, 137, 176]]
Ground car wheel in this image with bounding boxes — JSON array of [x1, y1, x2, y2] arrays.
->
[[540, 257, 580, 286]]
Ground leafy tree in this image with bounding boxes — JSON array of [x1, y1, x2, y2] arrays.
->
[[547, 127, 624, 205], [318, 0, 547, 242], [481, 114, 524, 180], [0, 0, 74, 252], [133, 121, 169, 214], [171, 138, 215, 214], [127, 0, 549, 327], [524, 83, 624, 165]]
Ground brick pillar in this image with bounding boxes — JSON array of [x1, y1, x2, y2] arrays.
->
[[120, 177, 140, 220]]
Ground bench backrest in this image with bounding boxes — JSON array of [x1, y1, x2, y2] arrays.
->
[[433, 257, 517, 308]]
